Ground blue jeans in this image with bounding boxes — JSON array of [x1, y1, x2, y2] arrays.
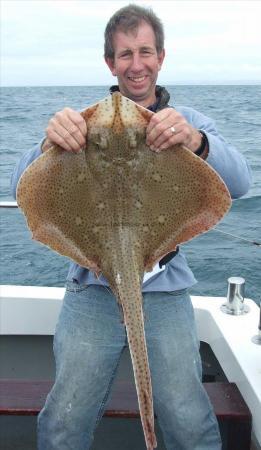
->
[[38, 282, 222, 450]]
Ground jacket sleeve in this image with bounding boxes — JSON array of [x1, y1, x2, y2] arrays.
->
[[10, 140, 44, 200], [176, 106, 252, 199]]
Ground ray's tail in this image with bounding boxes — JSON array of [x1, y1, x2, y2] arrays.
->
[[119, 283, 157, 449], [105, 242, 157, 450]]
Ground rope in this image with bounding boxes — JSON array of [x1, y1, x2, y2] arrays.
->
[[213, 228, 261, 247]]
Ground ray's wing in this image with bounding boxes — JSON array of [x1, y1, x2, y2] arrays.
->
[[132, 141, 231, 270], [17, 145, 104, 273]]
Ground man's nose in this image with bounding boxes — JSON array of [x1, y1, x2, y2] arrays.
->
[[130, 54, 144, 72]]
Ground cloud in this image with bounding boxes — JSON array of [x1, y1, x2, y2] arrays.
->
[[1, 0, 261, 85]]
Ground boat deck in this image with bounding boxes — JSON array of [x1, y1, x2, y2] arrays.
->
[[0, 285, 260, 449]]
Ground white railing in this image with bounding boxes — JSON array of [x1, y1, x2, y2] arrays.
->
[[0, 201, 18, 208]]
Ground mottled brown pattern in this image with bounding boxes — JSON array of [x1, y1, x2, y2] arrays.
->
[[17, 92, 231, 449]]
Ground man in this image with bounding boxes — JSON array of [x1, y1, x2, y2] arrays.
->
[[11, 4, 251, 450]]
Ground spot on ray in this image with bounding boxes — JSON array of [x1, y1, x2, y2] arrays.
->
[[158, 215, 165, 224], [152, 173, 161, 182], [75, 217, 82, 225], [77, 173, 85, 182]]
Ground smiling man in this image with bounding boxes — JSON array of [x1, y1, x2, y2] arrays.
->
[[11, 4, 252, 450], [105, 19, 165, 106]]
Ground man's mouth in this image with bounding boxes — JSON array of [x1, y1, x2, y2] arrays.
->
[[128, 76, 146, 83]]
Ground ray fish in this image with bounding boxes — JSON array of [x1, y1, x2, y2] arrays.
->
[[17, 92, 231, 449]]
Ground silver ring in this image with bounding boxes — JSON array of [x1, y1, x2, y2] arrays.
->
[[170, 126, 176, 134]]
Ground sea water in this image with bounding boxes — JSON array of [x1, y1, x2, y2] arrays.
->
[[0, 85, 260, 303]]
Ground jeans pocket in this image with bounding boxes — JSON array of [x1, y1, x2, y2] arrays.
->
[[65, 280, 90, 293], [167, 288, 189, 298]]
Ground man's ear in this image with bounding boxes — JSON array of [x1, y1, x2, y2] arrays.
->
[[105, 57, 116, 76], [157, 49, 165, 71]]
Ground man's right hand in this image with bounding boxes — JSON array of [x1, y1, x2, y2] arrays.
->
[[42, 108, 87, 153]]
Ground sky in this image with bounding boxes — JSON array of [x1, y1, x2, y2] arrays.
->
[[1, 0, 261, 86]]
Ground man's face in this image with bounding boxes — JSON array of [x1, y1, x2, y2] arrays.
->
[[105, 21, 165, 107]]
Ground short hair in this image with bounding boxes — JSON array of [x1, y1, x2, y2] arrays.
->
[[104, 4, 165, 59]]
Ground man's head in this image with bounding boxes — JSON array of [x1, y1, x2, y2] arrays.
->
[[104, 4, 165, 107], [104, 4, 164, 60]]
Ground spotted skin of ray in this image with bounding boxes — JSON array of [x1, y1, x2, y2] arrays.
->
[[17, 92, 231, 450]]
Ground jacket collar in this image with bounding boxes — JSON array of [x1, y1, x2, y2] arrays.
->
[[109, 85, 170, 112]]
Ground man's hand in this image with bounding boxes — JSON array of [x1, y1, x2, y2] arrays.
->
[[42, 108, 87, 153], [146, 108, 206, 156]]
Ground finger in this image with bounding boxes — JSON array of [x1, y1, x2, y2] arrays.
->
[[157, 131, 184, 151], [47, 125, 84, 153], [149, 124, 181, 150], [54, 110, 87, 148], [65, 124, 86, 149], [46, 129, 76, 152], [146, 119, 170, 146], [146, 111, 176, 145], [146, 108, 173, 135], [48, 114, 85, 150], [66, 108, 88, 138]]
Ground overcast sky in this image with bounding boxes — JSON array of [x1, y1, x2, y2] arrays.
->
[[1, 0, 261, 86]]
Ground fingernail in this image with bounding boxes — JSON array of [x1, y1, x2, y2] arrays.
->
[[150, 146, 160, 153]]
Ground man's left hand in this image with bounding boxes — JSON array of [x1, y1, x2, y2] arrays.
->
[[146, 108, 203, 153]]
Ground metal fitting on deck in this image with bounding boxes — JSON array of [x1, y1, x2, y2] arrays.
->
[[221, 277, 250, 315]]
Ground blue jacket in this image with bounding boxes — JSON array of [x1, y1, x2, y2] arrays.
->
[[11, 100, 252, 292]]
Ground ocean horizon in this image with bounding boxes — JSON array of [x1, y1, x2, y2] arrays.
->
[[2, 81, 261, 87]]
